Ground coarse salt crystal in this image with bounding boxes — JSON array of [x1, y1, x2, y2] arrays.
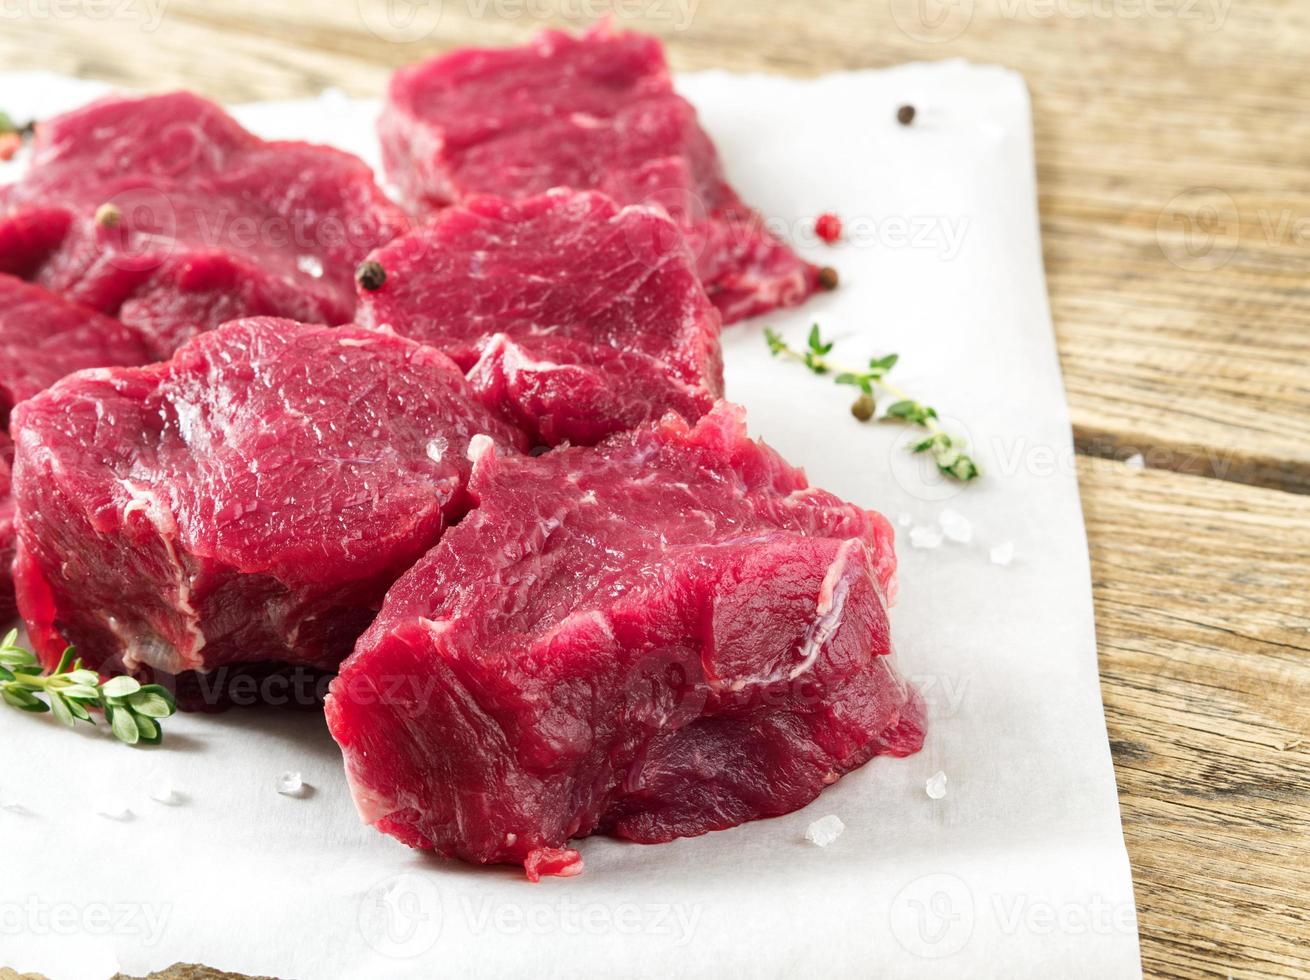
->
[[1124, 453, 1145, 470], [897, 513, 913, 527], [804, 814, 846, 847], [990, 541, 1015, 566], [938, 509, 973, 544], [425, 436, 448, 463], [95, 797, 132, 820], [296, 255, 324, 279], [276, 772, 305, 797], [149, 780, 178, 805], [909, 525, 943, 549], [926, 771, 948, 800]]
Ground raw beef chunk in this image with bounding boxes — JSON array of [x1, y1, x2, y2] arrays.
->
[[0, 275, 150, 621], [379, 23, 822, 323], [0, 92, 408, 358], [357, 189, 723, 446], [11, 318, 526, 707], [0, 274, 150, 423], [0, 434, 14, 623], [326, 403, 924, 879]]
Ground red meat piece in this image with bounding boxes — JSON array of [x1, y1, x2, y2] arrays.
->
[[379, 23, 822, 324], [0, 273, 150, 423], [11, 318, 526, 707], [357, 189, 723, 446], [0, 92, 408, 358], [326, 403, 924, 878]]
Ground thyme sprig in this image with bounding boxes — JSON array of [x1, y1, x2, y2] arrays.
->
[[0, 630, 176, 745], [765, 324, 981, 482]]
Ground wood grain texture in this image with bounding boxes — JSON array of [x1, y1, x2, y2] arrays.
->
[[1080, 456, 1310, 979], [0, 2, 1306, 978]]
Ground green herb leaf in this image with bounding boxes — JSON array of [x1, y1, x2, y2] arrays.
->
[[0, 639, 176, 745], [48, 690, 76, 728], [109, 706, 140, 745], [135, 713, 161, 744], [834, 372, 873, 395], [806, 324, 833, 355], [101, 676, 141, 699], [2, 686, 37, 710], [127, 691, 173, 719]]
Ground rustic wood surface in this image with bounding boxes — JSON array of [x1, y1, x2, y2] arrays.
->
[[0, 2, 1306, 978]]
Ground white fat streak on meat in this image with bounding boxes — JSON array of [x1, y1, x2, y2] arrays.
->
[[465, 433, 496, 466], [118, 480, 207, 672], [341, 756, 399, 827], [471, 334, 564, 377], [789, 539, 860, 680], [474, 330, 710, 402], [705, 537, 862, 693]]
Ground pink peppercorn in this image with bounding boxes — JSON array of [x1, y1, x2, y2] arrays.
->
[[814, 212, 842, 244]]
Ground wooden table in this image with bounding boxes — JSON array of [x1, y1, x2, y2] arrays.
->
[[1, 3, 1306, 978]]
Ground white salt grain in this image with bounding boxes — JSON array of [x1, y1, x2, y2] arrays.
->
[[149, 780, 178, 805], [938, 509, 973, 544], [276, 772, 305, 797], [990, 541, 1015, 566], [909, 525, 943, 549], [804, 814, 846, 847], [897, 512, 913, 527], [95, 797, 132, 820], [296, 255, 324, 279], [425, 436, 448, 463], [926, 771, 948, 800], [1124, 453, 1146, 470]]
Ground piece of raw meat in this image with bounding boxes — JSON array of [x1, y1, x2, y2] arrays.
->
[[326, 403, 924, 879], [0, 433, 15, 623], [357, 189, 723, 446], [0, 273, 150, 424], [379, 23, 824, 323], [0, 274, 151, 621], [0, 92, 409, 358], [11, 318, 526, 708]]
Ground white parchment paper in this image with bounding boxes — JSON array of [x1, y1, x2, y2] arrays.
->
[[0, 63, 1141, 979]]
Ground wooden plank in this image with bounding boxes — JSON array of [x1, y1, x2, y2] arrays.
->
[[1080, 455, 1310, 979]]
